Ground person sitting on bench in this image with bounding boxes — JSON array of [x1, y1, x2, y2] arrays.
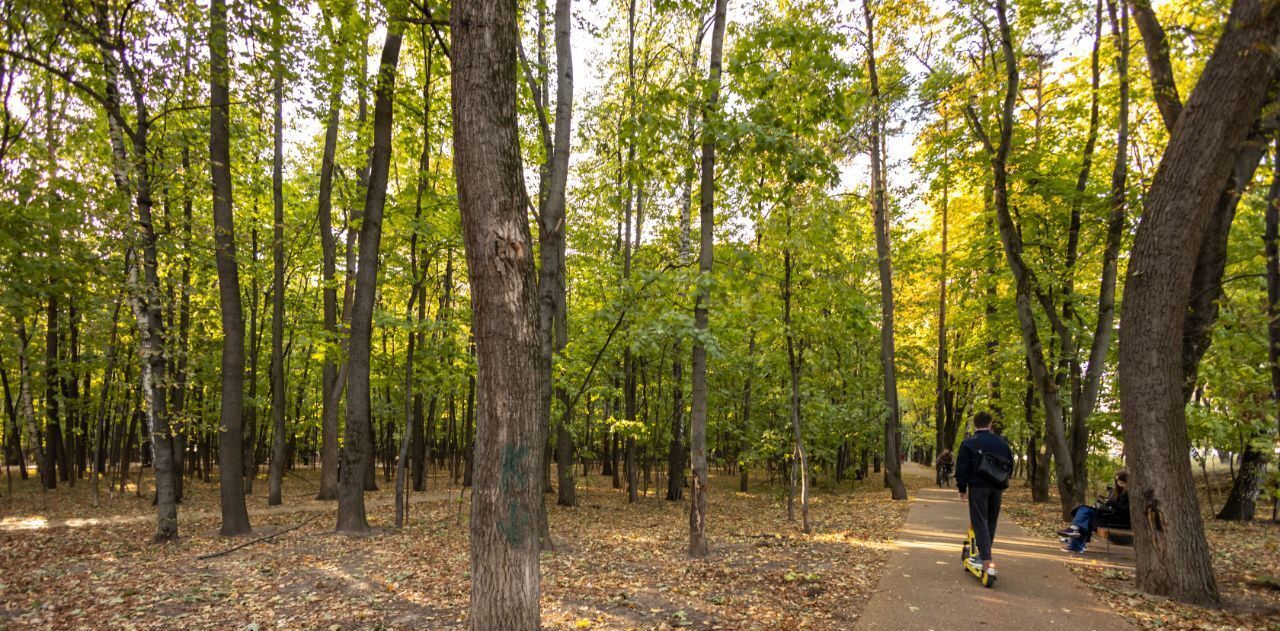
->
[[1058, 470, 1130, 553]]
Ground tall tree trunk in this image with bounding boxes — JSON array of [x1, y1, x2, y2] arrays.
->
[[783, 244, 811, 532], [244, 229, 260, 495], [1118, 0, 1279, 605], [267, 1, 288, 507], [168, 117, 194, 503], [964, 0, 1078, 518], [397, 37, 435, 526], [44, 294, 61, 489], [934, 124, 949, 459], [865, 0, 907, 500], [452, 0, 545, 624], [92, 17, 178, 537], [210, 0, 251, 536], [316, 39, 343, 502], [688, 0, 728, 560], [533, 0, 576, 522], [1059, 0, 1104, 506], [1128, 0, 1274, 405], [669, 25, 702, 504], [337, 26, 403, 533]]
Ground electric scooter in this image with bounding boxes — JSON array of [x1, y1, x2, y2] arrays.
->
[[960, 526, 997, 587]]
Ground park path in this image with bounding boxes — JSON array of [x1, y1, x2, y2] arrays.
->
[[856, 469, 1135, 630]]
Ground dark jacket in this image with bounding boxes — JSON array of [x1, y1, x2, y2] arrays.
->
[[936, 452, 953, 469], [1097, 491, 1131, 529], [955, 429, 1013, 493]]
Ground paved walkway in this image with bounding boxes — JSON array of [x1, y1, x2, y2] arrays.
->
[[857, 482, 1135, 630]]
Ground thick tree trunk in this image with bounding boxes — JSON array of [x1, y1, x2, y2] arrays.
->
[[452, 0, 546, 624], [865, 0, 906, 501], [1118, 0, 1280, 604], [688, 0, 727, 560], [209, 0, 251, 536], [337, 27, 402, 533]]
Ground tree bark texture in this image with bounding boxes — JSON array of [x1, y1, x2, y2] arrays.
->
[[1118, 0, 1279, 605], [452, 0, 545, 625]]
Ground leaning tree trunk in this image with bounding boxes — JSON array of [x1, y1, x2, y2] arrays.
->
[[337, 27, 402, 534], [1118, 0, 1280, 605], [209, 0, 251, 536], [864, 0, 906, 500], [452, 0, 546, 626], [688, 0, 728, 561]]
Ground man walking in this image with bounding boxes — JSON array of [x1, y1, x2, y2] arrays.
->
[[955, 411, 1012, 578]]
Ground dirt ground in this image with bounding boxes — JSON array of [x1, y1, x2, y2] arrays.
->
[[0, 466, 916, 630]]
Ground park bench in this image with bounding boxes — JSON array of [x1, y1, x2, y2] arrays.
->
[[1097, 526, 1134, 554]]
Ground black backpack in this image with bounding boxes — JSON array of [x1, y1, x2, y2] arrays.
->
[[976, 448, 1013, 489]]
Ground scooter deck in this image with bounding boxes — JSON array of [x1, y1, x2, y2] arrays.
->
[[960, 526, 997, 588]]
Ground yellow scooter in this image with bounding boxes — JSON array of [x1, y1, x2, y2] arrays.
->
[[960, 526, 997, 588]]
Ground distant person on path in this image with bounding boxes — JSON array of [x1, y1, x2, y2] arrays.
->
[[1058, 470, 1131, 553], [936, 448, 953, 487], [956, 411, 1013, 576]]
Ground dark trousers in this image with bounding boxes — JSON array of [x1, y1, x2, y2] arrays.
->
[[968, 485, 1003, 560]]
